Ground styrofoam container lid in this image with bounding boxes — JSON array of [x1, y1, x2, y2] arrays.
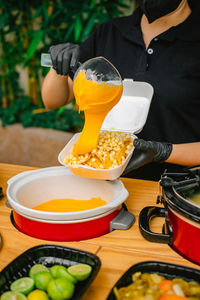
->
[[102, 78, 153, 134], [7, 166, 129, 221]]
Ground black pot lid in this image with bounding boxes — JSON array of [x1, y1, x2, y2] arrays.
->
[[160, 166, 200, 223]]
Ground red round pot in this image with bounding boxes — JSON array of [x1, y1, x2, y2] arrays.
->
[[11, 204, 135, 241], [7, 166, 135, 241], [139, 167, 200, 266], [167, 206, 200, 263], [12, 209, 120, 241]]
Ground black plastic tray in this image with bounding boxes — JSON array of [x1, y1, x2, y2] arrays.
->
[[0, 244, 101, 299], [107, 260, 200, 299]]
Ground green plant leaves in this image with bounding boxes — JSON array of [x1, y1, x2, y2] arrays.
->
[[0, 0, 134, 130], [25, 30, 43, 63], [81, 12, 97, 42], [74, 16, 82, 42], [0, 14, 8, 30], [0, 98, 84, 131]]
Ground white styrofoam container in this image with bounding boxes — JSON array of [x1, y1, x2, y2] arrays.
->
[[58, 79, 154, 180], [7, 166, 129, 221], [58, 132, 136, 180]]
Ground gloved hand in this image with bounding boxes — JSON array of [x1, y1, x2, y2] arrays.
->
[[48, 43, 80, 76], [122, 138, 173, 176]]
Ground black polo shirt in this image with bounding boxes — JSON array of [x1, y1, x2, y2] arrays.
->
[[79, 4, 200, 181]]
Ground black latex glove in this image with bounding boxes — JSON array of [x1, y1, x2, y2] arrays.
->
[[122, 139, 173, 176], [48, 43, 80, 76]]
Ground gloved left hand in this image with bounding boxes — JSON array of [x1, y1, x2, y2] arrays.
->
[[48, 43, 80, 76], [122, 138, 173, 176]]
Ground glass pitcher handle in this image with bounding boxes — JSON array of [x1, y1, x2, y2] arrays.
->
[[41, 53, 52, 67], [40, 53, 81, 73]]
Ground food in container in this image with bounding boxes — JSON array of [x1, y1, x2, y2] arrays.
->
[[113, 272, 200, 299], [107, 261, 200, 300], [63, 130, 133, 170], [1, 262, 93, 299], [7, 166, 129, 221], [59, 78, 154, 180], [32, 197, 107, 212], [7, 166, 135, 241], [182, 189, 200, 206], [0, 244, 101, 299]]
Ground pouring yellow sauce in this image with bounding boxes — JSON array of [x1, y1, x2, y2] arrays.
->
[[33, 197, 107, 212], [73, 69, 123, 156]]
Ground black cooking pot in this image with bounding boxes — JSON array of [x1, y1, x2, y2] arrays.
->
[[139, 166, 200, 266]]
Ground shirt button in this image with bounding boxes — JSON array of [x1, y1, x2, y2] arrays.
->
[[147, 48, 153, 54], [154, 37, 159, 41]]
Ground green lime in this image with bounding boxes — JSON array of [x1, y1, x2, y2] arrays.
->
[[47, 278, 75, 300], [49, 265, 77, 284], [67, 264, 92, 281], [27, 289, 49, 300], [0, 291, 27, 300], [10, 277, 34, 295], [34, 271, 52, 291], [29, 264, 49, 279]]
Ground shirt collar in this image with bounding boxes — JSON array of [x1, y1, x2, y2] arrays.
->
[[111, 8, 144, 45], [112, 6, 200, 44], [172, 7, 200, 42]]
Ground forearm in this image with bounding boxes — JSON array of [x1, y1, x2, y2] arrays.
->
[[41, 68, 74, 109], [166, 142, 200, 166]]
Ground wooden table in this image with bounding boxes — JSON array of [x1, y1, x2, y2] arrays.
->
[[0, 163, 199, 299]]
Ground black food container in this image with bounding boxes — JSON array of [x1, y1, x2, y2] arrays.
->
[[107, 260, 200, 300], [0, 244, 101, 299]]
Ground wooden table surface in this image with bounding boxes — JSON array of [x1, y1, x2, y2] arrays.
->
[[0, 163, 199, 299]]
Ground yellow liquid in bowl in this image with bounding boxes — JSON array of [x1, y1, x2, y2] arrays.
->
[[33, 197, 107, 212]]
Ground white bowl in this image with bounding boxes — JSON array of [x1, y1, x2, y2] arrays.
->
[[7, 166, 129, 221]]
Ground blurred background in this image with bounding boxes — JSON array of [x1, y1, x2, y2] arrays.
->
[[0, 0, 135, 167]]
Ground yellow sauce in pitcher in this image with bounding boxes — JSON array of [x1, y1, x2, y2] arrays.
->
[[33, 197, 107, 212], [73, 68, 123, 156]]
